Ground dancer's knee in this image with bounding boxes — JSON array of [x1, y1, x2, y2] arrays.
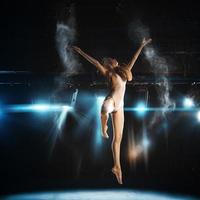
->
[[113, 135, 122, 144]]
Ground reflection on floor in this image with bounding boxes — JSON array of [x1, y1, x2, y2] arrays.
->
[[2, 190, 197, 200]]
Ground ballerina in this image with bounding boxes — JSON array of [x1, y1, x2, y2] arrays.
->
[[72, 38, 152, 184]]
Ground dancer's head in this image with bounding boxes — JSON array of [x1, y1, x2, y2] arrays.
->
[[102, 58, 133, 81], [102, 57, 118, 69]]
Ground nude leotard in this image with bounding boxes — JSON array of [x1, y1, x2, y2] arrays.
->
[[106, 72, 127, 111]]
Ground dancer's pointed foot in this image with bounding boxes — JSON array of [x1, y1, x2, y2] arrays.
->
[[102, 125, 109, 139], [112, 167, 123, 184]]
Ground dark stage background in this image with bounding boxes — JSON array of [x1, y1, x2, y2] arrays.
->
[[0, 0, 200, 198]]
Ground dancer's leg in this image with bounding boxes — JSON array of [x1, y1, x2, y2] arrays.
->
[[111, 107, 124, 184], [101, 98, 114, 138], [101, 112, 109, 138]]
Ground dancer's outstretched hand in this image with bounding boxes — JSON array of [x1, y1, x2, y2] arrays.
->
[[71, 46, 81, 53], [141, 38, 152, 47]]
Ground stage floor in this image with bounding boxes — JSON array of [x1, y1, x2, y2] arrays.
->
[[1, 190, 197, 200]]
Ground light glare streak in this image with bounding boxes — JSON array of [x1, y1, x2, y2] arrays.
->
[[4, 104, 73, 113]]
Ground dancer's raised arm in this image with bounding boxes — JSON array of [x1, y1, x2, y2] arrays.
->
[[126, 38, 152, 70], [72, 46, 107, 76]]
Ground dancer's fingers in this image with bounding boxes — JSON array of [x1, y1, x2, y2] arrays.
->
[[146, 38, 152, 44], [71, 46, 80, 52], [142, 38, 152, 46]]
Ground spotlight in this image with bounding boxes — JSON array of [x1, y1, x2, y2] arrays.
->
[[135, 102, 147, 116], [183, 97, 194, 108], [197, 111, 200, 122]]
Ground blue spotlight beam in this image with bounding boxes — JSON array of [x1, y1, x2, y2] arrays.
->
[[1, 104, 199, 113], [124, 107, 200, 112], [3, 104, 73, 113], [197, 111, 200, 122], [57, 108, 69, 130], [95, 97, 105, 146], [0, 104, 199, 113]]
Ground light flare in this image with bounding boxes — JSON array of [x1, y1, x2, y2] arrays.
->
[[183, 97, 194, 108]]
